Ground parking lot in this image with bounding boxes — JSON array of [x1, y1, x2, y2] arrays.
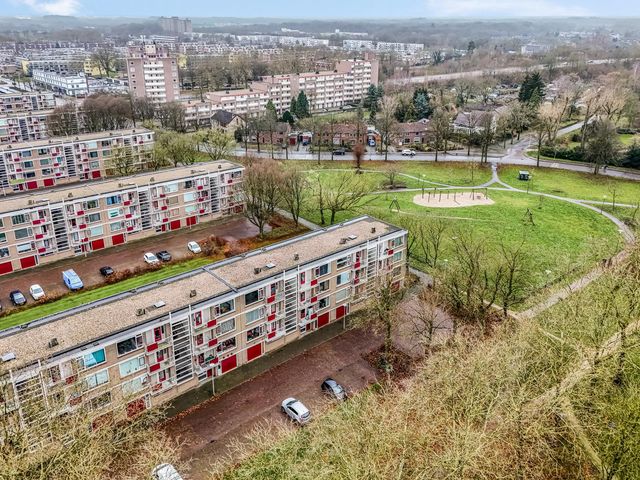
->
[[0, 217, 265, 312], [164, 326, 381, 480]]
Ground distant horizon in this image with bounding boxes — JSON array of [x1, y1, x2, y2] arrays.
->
[[3, 0, 640, 19]]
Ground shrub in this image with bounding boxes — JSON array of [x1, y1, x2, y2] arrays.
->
[[539, 145, 585, 162]]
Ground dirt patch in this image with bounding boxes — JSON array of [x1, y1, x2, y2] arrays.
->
[[363, 345, 416, 380], [413, 191, 494, 208]]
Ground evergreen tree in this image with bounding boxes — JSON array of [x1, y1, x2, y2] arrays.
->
[[621, 142, 640, 169], [519, 72, 546, 105], [265, 99, 277, 122], [296, 91, 310, 118], [289, 97, 298, 118], [413, 91, 432, 119], [282, 110, 295, 125], [364, 85, 382, 119], [467, 40, 476, 53]]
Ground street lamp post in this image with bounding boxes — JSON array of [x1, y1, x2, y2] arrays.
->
[[421, 174, 426, 198]]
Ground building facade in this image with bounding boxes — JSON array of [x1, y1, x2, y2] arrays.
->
[[32, 70, 89, 97], [205, 58, 379, 116], [0, 216, 406, 433], [0, 110, 52, 145], [0, 129, 155, 194], [0, 161, 243, 275], [0, 92, 56, 114], [127, 44, 180, 104], [159, 16, 193, 35]]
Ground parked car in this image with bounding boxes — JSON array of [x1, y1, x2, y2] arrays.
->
[[187, 241, 201, 254], [29, 284, 45, 301], [151, 464, 184, 480], [62, 269, 84, 290], [401, 149, 416, 156], [281, 397, 311, 425], [332, 148, 346, 155], [143, 252, 159, 264], [9, 290, 27, 306], [99, 266, 114, 276], [321, 378, 347, 401], [156, 250, 172, 262]]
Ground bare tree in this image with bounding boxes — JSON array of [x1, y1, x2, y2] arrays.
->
[[46, 103, 80, 137], [91, 46, 119, 77], [584, 119, 622, 175], [280, 166, 307, 227], [406, 287, 450, 354], [242, 160, 282, 237], [498, 242, 529, 316], [154, 131, 198, 168], [197, 129, 235, 161], [106, 145, 136, 176], [322, 171, 372, 224], [429, 107, 451, 161], [155, 101, 187, 132], [375, 97, 399, 161]]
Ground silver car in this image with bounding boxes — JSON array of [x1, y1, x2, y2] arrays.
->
[[321, 378, 347, 401], [281, 397, 311, 425]]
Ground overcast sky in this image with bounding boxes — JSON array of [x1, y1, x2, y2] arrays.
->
[[3, 0, 640, 18]]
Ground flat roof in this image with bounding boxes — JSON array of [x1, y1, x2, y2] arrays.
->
[[0, 128, 154, 153], [0, 216, 401, 370], [0, 160, 242, 215]]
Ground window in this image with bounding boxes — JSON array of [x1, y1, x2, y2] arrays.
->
[[316, 263, 330, 276], [167, 196, 179, 206], [184, 180, 194, 189], [11, 214, 27, 226], [336, 256, 350, 268], [163, 183, 178, 194], [87, 213, 101, 223], [119, 356, 145, 377], [106, 195, 121, 205], [89, 151, 98, 158], [185, 205, 197, 214], [23, 160, 34, 169], [183, 192, 196, 202], [318, 297, 329, 309], [89, 391, 111, 410], [89, 161, 100, 169], [40, 158, 51, 166], [154, 326, 165, 342], [192, 311, 202, 326], [17, 242, 33, 253], [216, 317, 236, 336], [393, 266, 402, 278], [0, 247, 8, 258], [0, 233, 6, 243], [244, 289, 263, 306], [335, 288, 349, 303], [89, 226, 103, 237], [247, 325, 264, 342], [336, 272, 350, 286], [216, 336, 236, 353], [245, 307, 264, 325], [81, 349, 106, 369], [117, 334, 143, 356], [85, 199, 99, 210], [109, 222, 123, 232], [216, 299, 235, 315], [390, 237, 404, 248], [84, 369, 109, 390], [318, 280, 330, 292], [121, 375, 146, 396], [14, 228, 31, 240], [107, 208, 122, 219], [393, 251, 403, 263], [42, 168, 52, 176]]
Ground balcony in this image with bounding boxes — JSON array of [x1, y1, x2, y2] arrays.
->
[[151, 379, 175, 396]]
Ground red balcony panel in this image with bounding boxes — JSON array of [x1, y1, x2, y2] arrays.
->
[[149, 363, 160, 373], [388, 249, 394, 255], [162, 218, 168, 223], [267, 295, 275, 304], [354, 261, 361, 269], [267, 331, 276, 339], [82, 237, 88, 243], [227, 179, 233, 184], [32, 219, 41, 225], [197, 185, 204, 190], [37, 247, 46, 253], [210, 357, 219, 365], [267, 313, 276, 321], [146, 343, 158, 352], [125, 213, 132, 219], [76, 210, 84, 215], [310, 279, 318, 286], [207, 318, 217, 328], [123, 200, 131, 206], [159, 193, 166, 198], [208, 338, 218, 347], [161, 206, 168, 211], [78, 224, 87, 229], [310, 313, 317, 320], [127, 226, 134, 232]]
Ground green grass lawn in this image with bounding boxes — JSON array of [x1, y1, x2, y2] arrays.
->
[[302, 189, 622, 296], [0, 257, 213, 331], [289, 160, 493, 187], [499, 165, 640, 204]]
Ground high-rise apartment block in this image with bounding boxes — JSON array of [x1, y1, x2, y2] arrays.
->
[[159, 16, 192, 35], [0, 129, 155, 194], [0, 216, 405, 429], [205, 58, 379, 116], [127, 44, 180, 104], [0, 92, 56, 114], [0, 161, 243, 275], [0, 110, 52, 145]]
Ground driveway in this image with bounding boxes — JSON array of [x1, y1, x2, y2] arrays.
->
[[163, 327, 381, 479], [0, 217, 263, 312]]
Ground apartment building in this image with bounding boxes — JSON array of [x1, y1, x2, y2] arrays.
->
[[127, 44, 180, 104], [32, 70, 89, 97], [0, 92, 56, 114], [0, 160, 243, 275], [0, 129, 155, 194], [0, 110, 51, 145], [205, 58, 379, 116], [0, 216, 406, 431], [159, 16, 193, 35], [343, 40, 424, 55]]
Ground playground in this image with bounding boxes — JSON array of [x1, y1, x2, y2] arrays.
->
[[412, 190, 494, 208]]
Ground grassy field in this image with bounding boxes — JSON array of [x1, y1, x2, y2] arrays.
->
[[290, 160, 493, 187], [301, 189, 622, 293], [0, 257, 214, 331], [499, 165, 640, 204]]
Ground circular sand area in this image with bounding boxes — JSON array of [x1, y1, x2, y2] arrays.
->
[[413, 191, 495, 208]]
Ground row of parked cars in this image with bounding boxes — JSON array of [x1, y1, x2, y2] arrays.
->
[[1, 241, 204, 311], [281, 378, 347, 425]]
